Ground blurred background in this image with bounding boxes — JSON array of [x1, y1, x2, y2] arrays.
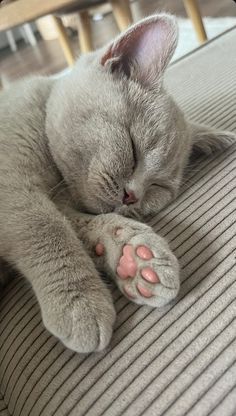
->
[[0, 0, 235, 87]]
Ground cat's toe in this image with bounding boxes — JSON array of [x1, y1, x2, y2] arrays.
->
[[40, 278, 116, 353], [62, 298, 115, 353], [140, 266, 160, 283], [64, 304, 115, 353], [43, 298, 115, 353], [116, 239, 179, 307], [136, 245, 154, 260]]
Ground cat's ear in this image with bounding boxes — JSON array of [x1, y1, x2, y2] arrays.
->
[[100, 13, 178, 86], [190, 122, 236, 157]]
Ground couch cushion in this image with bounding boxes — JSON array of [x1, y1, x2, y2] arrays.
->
[[0, 392, 10, 416], [0, 28, 236, 416]]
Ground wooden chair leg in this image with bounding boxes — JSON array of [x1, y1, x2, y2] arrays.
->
[[52, 16, 75, 66], [110, 0, 133, 32], [183, 0, 207, 43], [121, 0, 133, 24], [77, 10, 93, 53]]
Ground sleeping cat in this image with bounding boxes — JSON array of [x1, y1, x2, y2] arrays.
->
[[0, 14, 234, 353]]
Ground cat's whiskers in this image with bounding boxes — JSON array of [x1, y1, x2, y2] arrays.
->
[[49, 178, 66, 193], [88, 173, 121, 207], [181, 162, 206, 188], [49, 179, 69, 202]]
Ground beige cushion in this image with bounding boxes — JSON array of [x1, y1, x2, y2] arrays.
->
[[0, 392, 9, 416], [0, 27, 236, 416]]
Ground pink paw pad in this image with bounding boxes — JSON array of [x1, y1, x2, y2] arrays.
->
[[141, 267, 159, 283], [114, 227, 123, 236], [123, 284, 136, 299], [116, 245, 137, 279], [95, 243, 104, 256], [137, 284, 153, 298], [136, 246, 153, 260], [117, 244, 160, 300]]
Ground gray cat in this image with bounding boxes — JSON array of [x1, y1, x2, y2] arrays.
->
[[0, 14, 234, 353]]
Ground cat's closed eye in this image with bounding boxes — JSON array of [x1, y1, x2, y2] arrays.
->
[[130, 133, 137, 173], [150, 183, 168, 190]]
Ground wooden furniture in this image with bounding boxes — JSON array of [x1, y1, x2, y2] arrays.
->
[[183, 0, 207, 43], [0, 0, 133, 65], [0, 0, 207, 67]]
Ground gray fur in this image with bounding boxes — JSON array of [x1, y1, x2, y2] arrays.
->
[[0, 14, 234, 353]]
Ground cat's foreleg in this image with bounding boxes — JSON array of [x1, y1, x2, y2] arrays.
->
[[2, 195, 116, 353], [64, 210, 180, 308]]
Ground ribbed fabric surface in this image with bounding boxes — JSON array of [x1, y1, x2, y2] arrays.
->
[[0, 28, 236, 416], [0, 392, 10, 416]]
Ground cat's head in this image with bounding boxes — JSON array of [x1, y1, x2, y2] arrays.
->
[[46, 14, 230, 216]]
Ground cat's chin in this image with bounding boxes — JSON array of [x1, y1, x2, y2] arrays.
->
[[114, 205, 142, 220], [78, 203, 117, 216], [73, 195, 117, 215]]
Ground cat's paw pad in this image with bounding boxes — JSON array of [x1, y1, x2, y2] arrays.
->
[[115, 239, 179, 307]]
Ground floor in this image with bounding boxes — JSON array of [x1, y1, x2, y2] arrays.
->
[[0, 0, 235, 85]]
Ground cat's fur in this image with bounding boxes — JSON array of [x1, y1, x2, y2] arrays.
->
[[0, 14, 234, 353]]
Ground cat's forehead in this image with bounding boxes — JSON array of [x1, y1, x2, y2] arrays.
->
[[67, 58, 169, 145], [75, 59, 148, 112]]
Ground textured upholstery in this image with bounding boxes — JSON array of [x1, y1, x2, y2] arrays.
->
[[0, 27, 236, 416]]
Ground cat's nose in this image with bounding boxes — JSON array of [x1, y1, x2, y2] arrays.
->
[[123, 189, 138, 205]]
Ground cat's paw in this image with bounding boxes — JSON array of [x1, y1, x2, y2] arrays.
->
[[114, 234, 179, 307], [39, 277, 116, 353], [92, 214, 180, 307]]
